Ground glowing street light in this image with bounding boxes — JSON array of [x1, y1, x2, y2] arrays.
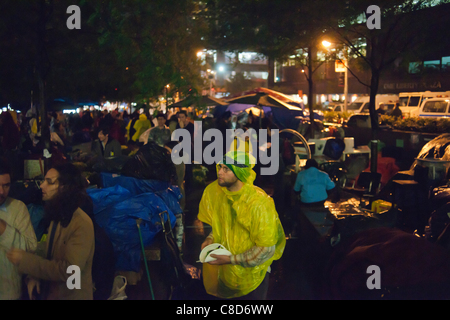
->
[[322, 40, 332, 48]]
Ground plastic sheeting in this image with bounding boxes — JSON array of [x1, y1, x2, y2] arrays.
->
[[100, 173, 183, 216], [27, 203, 46, 241], [87, 181, 178, 272], [198, 172, 286, 298]]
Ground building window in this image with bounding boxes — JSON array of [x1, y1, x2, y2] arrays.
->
[[442, 56, 450, 71], [224, 52, 237, 64], [424, 60, 441, 71], [247, 71, 268, 80], [409, 61, 422, 74]]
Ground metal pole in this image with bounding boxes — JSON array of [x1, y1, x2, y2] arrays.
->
[[370, 140, 378, 174], [344, 63, 348, 112]]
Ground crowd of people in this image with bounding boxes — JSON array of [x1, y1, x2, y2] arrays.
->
[[0, 104, 292, 300]]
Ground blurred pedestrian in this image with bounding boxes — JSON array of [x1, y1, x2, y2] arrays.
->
[[126, 111, 139, 143], [7, 163, 95, 300], [0, 111, 21, 179], [148, 112, 171, 147], [376, 103, 386, 116], [390, 102, 403, 119], [132, 112, 151, 142], [0, 158, 37, 300], [176, 111, 195, 191], [168, 114, 178, 134], [176, 111, 195, 136]]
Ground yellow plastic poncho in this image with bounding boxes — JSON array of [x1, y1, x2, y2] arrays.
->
[[132, 113, 151, 141], [198, 151, 286, 299]]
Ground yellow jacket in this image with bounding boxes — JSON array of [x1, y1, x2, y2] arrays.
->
[[132, 114, 151, 141], [198, 177, 285, 298]]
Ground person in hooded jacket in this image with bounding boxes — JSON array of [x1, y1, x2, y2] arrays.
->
[[198, 151, 286, 300], [131, 112, 151, 142]]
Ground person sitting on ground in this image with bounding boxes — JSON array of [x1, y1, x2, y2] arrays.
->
[[0, 158, 37, 300], [91, 126, 122, 159], [148, 112, 171, 147], [7, 163, 95, 300]]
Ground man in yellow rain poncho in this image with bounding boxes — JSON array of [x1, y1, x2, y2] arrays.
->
[[198, 151, 286, 299]]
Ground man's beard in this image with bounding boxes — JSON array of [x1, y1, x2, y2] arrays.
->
[[218, 178, 239, 188], [0, 196, 6, 206]]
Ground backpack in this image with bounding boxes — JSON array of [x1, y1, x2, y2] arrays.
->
[[156, 211, 207, 300]]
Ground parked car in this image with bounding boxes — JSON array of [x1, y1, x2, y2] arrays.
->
[[326, 102, 345, 112], [399, 91, 450, 117], [347, 94, 398, 114], [414, 97, 450, 118]]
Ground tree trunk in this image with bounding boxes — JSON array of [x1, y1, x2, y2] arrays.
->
[[37, 0, 51, 172], [307, 46, 315, 137], [369, 68, 380, 173]]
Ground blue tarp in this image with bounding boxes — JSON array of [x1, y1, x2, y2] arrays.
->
[[27, 203, 46, 241], [100, 173, 183, 216], [86, 185, 132, 215], [87, 174, 181, 272]]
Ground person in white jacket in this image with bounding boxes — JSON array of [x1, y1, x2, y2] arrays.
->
[[0, 158, 37, 300]]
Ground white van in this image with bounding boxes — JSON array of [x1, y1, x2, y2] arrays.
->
[[415, 97, 450, 118], [399, 91, 450, 117], [346, 94, 398, 114]]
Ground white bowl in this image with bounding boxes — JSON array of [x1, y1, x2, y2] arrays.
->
[[199, 243, 231, 263]]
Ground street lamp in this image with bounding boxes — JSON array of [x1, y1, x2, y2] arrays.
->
[[322, 40, 332, 48], [322, 40, 348, 113], [166, 84, 170, 110]]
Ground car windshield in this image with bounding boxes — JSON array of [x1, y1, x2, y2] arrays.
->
[[348, 102, 363, 111], [423, 101, 449, 113]]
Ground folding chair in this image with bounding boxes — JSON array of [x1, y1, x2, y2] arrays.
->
[[344, 171, 382, 208]]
